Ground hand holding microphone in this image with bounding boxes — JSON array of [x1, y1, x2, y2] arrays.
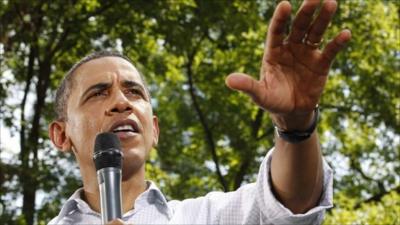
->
[[106, 219, 126, 225], [93, 132, 123, 224]]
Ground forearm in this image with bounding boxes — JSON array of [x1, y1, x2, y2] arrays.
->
[[270, 112, 324, 214], [271, 111, 323, 213]]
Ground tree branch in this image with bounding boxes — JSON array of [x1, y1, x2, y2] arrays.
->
[[349, 157, 394, 209], [50, 2, 117, 59], [350, 157, 380, 183], [319, 103, 366, 115], [185, 50, 228, 192], [233, 151, 250, 189], [257, 126, 275, 141], [354, 185, 400, 209], [233, 108, 264, 189], [252, 108, 264, 137]]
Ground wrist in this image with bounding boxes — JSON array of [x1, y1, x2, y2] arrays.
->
[[271, 110, 315, 132], [272, 106, 320, 144]]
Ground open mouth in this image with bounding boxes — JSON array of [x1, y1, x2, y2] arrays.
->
[[109, 120, 140, 139]]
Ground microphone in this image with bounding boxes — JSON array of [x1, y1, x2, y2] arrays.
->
[[93, 132, 123, 224]]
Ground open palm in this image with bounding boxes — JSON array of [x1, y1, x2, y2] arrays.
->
[[226, 0, 351, 120]]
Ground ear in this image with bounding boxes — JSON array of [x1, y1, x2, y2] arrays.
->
[[152, 116, 160, 146], [49, 120, 72, 152]]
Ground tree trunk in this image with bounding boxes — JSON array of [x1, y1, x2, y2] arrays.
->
[[21, 55, 51, 225]]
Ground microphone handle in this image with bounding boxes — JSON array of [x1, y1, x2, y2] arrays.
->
[[97, 167, 122, 224]]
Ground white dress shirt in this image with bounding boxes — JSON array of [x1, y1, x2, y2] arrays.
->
[[49, 149, 333, 225]]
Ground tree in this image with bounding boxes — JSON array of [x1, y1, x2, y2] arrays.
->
[[0, 0, 398, 224], [1, 1, 121, 224]]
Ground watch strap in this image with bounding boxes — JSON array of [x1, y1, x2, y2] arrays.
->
[[274, 106, 319, 143]]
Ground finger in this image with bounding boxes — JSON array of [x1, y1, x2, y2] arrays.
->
[[306, 0, 337, 44], [287, 0, 321, 44], [266, 1, 292, 49], [321, 29, 351, 67], [106, 218, 125, 225], [225, 73, 265, 104]]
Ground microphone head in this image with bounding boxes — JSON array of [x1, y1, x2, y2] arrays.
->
[[93, 132, 123, 171]]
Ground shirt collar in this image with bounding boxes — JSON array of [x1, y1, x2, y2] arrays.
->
[[54, 188, 84, 221], [55, 181, 171, 220], [126, 181, 171, 218]]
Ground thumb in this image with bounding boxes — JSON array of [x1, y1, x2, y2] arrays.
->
[[225, 73, 264, 103]]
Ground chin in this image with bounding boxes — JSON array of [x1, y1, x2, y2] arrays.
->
[[120, 153, 146, 180]]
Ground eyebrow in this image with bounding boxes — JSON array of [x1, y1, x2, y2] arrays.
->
[[81, 82, 111, 101], [121, 80, 148, 99], [81, 80, 148, 101], [121, 80, 145, 90]]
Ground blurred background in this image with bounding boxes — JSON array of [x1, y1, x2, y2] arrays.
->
[[0, 0, 399, 224]]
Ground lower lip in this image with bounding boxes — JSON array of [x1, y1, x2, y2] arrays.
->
[[114, 131, 139, 140]]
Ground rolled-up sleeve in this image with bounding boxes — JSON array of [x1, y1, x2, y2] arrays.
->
[[256, 148, 333, 224], [168, 148, 334, 225]]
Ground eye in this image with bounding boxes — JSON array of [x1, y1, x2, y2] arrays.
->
[[126, 88, 144, 98], [90, 90, 108, 99]]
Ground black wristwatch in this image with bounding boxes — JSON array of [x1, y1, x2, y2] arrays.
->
[[274, 106, 319, 144]]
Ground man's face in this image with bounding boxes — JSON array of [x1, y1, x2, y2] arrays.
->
[[64, 56, 158, 179]]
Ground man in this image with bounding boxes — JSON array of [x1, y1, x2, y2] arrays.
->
[[48, 0, 351, 224]]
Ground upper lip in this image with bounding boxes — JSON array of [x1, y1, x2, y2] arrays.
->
[[108, 119, 140, 133]]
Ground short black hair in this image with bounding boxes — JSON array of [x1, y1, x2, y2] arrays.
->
[[54, 51, 150, 121]]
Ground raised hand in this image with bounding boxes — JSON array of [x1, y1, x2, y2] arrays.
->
[[226, 0, 351, 130]]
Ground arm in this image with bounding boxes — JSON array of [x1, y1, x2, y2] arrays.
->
[[271, 123, 322, 213], [226, 0, 351, 213]]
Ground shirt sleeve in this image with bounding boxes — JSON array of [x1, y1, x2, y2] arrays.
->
[[168, 148, 333, 225], [256, 148, 333, 224]]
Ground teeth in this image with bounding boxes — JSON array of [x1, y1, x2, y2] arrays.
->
[[113, 124, 134, 132]]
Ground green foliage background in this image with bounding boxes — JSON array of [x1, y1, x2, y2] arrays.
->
[[0, 0, 399, 224]]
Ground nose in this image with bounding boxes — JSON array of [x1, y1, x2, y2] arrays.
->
[[105, 91, 133, 116]]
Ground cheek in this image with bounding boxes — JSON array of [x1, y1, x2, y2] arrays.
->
[[67, 113, 103, 157], [136, 103, 154, 137]]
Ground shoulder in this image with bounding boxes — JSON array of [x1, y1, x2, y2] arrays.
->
[[47, 216, 58, 225], [46, 202, 81, 225], [46, 188, 85, 225]]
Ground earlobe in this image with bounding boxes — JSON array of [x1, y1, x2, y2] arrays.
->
[[152, 116, 160, 146], [49, 120, 72, 152]]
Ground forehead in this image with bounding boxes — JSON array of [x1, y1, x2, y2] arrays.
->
[[73, 56, 143, 88]]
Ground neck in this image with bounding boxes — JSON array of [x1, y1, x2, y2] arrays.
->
[[82, 165, 147, 215]]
